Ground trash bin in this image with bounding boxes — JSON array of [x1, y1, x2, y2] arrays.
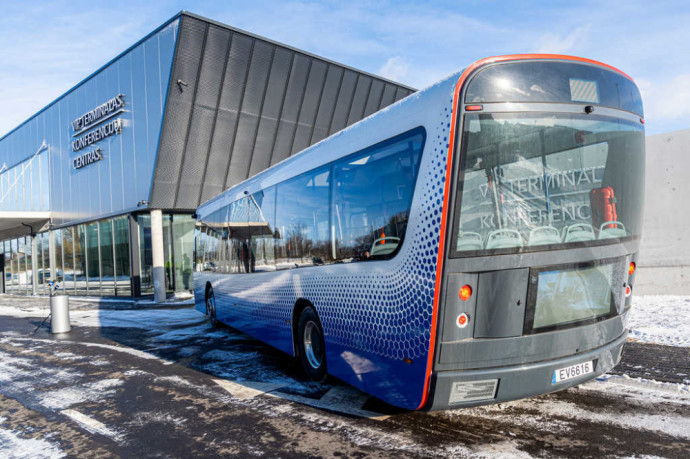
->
[[48, 281, 70, 334]]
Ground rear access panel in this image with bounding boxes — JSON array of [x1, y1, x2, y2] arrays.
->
[[474, 268, 529, 338]]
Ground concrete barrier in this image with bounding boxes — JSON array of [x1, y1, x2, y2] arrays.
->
[[637, 128, 690, 294]]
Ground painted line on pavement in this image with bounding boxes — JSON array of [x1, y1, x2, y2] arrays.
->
[[61, 409, 125, 443], [213, 379, 284, 400]]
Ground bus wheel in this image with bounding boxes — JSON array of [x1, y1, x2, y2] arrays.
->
[[205, 286, 218, 326], [297, 307, 327, 382]]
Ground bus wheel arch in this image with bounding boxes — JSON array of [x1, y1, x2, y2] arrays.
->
[[205, 282, 217, 325], [292, 299, 327, 382]]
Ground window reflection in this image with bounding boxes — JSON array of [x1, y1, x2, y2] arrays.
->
[[333, 131, 424, 260], [194, 128, 426, 273], [0, 150, 50, 212], [276, 168, 331, 269]]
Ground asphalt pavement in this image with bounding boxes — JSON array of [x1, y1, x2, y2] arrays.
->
[[0, 295, 688, 458]]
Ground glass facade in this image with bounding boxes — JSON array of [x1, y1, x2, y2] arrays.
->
[[2, 216, 132, 296], [138, 213, 195, 294], [1, 213, 195, 297], [0, 150, 50, 212]]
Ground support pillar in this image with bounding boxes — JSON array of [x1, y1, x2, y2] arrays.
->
[[49, 230, 57, 287], [150, 209, 166, 303], [31, 235, 38, 295]]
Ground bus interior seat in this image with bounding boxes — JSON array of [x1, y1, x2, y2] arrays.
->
[[456, 231, 483, 251], [370, 236, 401, 256], [527, 226, 561, 246], [562, 223, 596, 242], [485, 229, 523, 249], [598, 221, 626, 239]]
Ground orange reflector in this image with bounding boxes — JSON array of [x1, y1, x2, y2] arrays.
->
[[456, 313, 469, 329], [465, 104, 483, 111], [629, 262, 636, 276], [459, 285, 473, 301], [403, 357, 413, 364]]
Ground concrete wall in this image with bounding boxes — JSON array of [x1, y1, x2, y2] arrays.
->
[[635, 128, 690, 294]]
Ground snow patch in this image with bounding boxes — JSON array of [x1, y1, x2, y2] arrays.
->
[[40, 378, 124, 410], [629, 295, 690, 347], [0, 419, 65, 459]]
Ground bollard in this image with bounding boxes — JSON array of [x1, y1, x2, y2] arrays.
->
[[50, 295, 70, 333], [48, 281, 70, 334]]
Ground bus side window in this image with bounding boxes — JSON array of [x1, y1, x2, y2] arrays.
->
[[200, 205, 230, 273], [275, 166, 332, 269], [332, 132, 424, 261], [249, 188, 277, 272], [228, 198, 251, 273]]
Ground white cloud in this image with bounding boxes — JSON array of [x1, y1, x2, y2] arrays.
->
[[534, 25, 592, 55], [637, 74, 690, 133], [378, 56, 409, 82]]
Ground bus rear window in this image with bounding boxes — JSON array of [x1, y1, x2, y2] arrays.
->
[[524, 259, 624, 333], [453, 113, 644, 256], [465, 61, 643, 116]]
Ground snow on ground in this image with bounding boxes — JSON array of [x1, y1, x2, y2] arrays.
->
[[449, 381, 690, 440], [629, 295, 690, 347], [0, 303, 204, 330], [0, 417, 65, 459], [2, 294, 688, 347], [582, 374, 690, 404]]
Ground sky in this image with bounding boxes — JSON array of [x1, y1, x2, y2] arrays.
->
[[0, 0, 689, 137]]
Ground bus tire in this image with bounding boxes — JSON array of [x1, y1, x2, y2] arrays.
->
[[297, 307, 327, 382], [205, 285, 218, 326]]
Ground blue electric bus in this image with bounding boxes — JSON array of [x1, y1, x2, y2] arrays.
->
[[193, 54, 644, 410]]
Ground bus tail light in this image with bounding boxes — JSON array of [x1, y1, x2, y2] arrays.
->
[[629, 262, 636, 276], [459, 285, 473, 301], [625, 284, 632, 297], [465, 104, 483, 111]]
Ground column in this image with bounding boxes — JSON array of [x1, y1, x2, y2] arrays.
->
[[150, 209, 166, 303], [49, 230, 57, 290], [31, 234, 38, 295]]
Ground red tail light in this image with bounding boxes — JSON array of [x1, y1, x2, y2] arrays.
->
[[459, 285, 473, 301], [629, 262, 636, 276]]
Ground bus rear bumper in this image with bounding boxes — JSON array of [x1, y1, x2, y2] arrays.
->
[[426, 331, 627, 411]]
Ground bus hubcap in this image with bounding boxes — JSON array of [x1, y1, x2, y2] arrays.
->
[[303, 321, 323, 369]]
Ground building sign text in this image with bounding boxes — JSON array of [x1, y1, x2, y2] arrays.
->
[[73, 148, 103, 170]]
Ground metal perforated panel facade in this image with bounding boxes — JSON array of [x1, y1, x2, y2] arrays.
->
[[150, 14, 415, 210]]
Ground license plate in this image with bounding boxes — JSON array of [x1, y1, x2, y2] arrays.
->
[[552, 360, 594, 384]]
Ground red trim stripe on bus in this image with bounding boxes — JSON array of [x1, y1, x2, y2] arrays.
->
[[417, 54, 634, 410]]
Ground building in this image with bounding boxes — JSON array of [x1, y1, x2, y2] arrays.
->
[[0, 12, 414, 299]]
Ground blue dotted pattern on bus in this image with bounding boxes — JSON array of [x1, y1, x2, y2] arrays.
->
[[197, 96, 455, 409]]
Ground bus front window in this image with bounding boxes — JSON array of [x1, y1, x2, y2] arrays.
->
[[454, 113, 644, 254]]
